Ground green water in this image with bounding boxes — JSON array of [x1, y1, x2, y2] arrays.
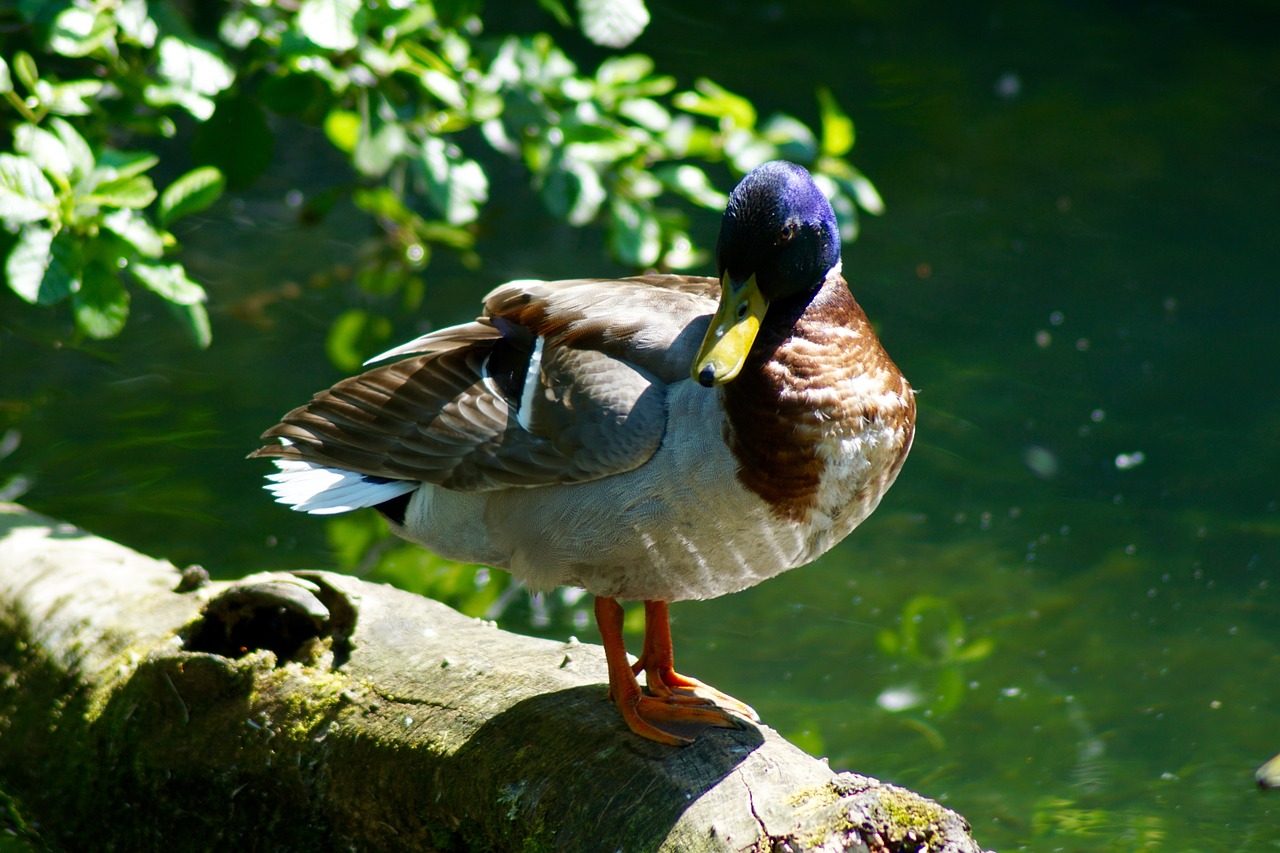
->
[[3, 2, 1279, 850]]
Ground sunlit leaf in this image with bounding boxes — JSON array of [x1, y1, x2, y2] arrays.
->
[[419, 138, 488, 225], [419, 68, 465, 109], [159, 36, 234, 95], [49, 7, 117, 58], [129, 262, 207, 305], [326, 308, 392, 372], [47, 118, 94, 181], [153, 35, 235, 119], [102, 209, 165, 258], [297, 0, 361, 51], [596, 54, 653, 87], [577, 0, 649, 48], [14, 124, 73, 181], [0, 154, 57, 226], [0, 57, 12, 94], [85, 174, 157, 209], [12, 52, 38, 93], [760, 113, 818, 162], [724, 129, 776, 174], [45, 79, 105, 116], [5, 227, 79, 305], [816, 86, 855, 158], [848, 168, 884, 215], [116, 0, 158, 47], [541, 157, 604, 226], [219, 9, 262, 50], [90, 150, 159, 185], [538, 0, 572, 26], [617, 97, 669, 132], [609, 195, 661, 267], [354, 120, 408, 177], [655, 163, 728, 209], [169, 300, 212, 348], [352, 186, 410, 221], [159, 166, 225, 226], [673, 78, 756, 129], [323, 109, 360, 153], [72, 262, 130, 339]]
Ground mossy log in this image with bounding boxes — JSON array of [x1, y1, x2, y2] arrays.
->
[[0, 504, 990, 852]]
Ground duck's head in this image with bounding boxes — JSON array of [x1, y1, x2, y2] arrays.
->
[[693, 161, 841, 387]]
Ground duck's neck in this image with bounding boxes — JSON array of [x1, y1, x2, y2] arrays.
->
[[721, 273, 888, 521]]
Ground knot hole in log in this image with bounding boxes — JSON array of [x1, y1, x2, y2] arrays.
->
[[181, 572, 356, 668]]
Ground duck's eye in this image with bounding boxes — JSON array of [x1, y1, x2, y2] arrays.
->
[[777, 222, 799, 246]]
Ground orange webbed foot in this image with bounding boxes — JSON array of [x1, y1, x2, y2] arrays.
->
[[594, 597, 758, 746]]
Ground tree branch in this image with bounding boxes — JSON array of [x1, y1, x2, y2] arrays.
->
[[0, 504, 989, 852]]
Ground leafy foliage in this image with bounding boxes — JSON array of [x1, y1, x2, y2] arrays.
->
[[1, 0, 880, 347]]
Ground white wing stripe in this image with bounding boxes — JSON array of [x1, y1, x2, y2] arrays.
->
[[516, 335, 545, 433]]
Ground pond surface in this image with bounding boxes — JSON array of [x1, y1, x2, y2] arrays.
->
[[4, 2, 1279, 850]]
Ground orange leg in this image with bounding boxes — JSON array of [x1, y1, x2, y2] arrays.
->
[[594, 597, 742, 746], [632, 600, 760, 722]]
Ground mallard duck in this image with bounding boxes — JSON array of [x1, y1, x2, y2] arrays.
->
[[251, 160, 916, 746]]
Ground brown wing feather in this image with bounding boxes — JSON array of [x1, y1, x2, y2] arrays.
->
[[252, 276, 719, 491]]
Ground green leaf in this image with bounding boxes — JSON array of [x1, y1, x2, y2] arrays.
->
[[12, 52, 38, 93], [5, 227, 79, 305], [419, 138, 488, 225], [760, 113, 818, 162], [48, 118, 94, 181], [49, 6, 117, 58], [617, 97, 670, 132], [116, 0, 158, 47], [0, 153, 57, 226], [72, 262, 130, 339], [655, 164, 728, 209], [84, 174, 157, 209], [353, 118, 409, 178], [538, 0, 572, 26], [14, 124, 73, 181], [152, 35, 235, 119], [102, 209, 165, 258], [326, 309, 392, 373], [159, 166, 225, 226], [577, 0, 649, 48], [419, 69, 465, 109], [297, 0, 362, 51], [323, 109, 360, 152], [609, 195, 660, 267], [45, 79, 105, 116], [93, 149, 159, 182], [596, 54, 654, 87], [817, 86, 855, 158], [159, 36, 235, 95], [541, 157, 604, 226], [674, 79, 756, 129], [848, 168, 884, 215], [168, 300, 212, 348], [129, 262, 207, 305], [0, 57, 11, 94]]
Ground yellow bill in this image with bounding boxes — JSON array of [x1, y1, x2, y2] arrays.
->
[[692, 273, 768, 386]]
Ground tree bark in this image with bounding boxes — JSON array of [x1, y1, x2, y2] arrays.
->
[[0, 504, 990, 853]]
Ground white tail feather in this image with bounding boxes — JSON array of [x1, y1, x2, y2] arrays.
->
[[265, 459, 417, 515]]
